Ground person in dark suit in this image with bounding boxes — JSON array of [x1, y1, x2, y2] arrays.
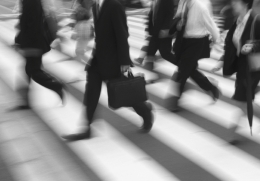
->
[[141, 0, 176, 69], [212, 0, 260, 144], [62, 0, 154, 141], [14, 0, 65, 109]]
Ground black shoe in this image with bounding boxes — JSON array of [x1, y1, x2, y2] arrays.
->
[[143, 62, 154, 71], [56, 84, 67, 106], [210, 85, 220, 101], [165, 96, 180, 112], [228, 140, 241, 146], [9, 105, 31, 111], [140, 102, 154, 133], [61, 128, 91, 141]]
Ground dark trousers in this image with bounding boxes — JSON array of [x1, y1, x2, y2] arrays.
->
[[147, 37, 176, 64], [175, 37, 213, 97], [22, 56, 62, 98], [84, 66, 151, 125]]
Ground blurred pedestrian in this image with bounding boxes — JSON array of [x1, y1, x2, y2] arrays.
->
[[212, 0, 260, 144], [141, 0, 176, 70], [13, 0, 65, 109], [72, 5, 94, 65], [62, 0, 154, 141], [168, 0, 220, 112]]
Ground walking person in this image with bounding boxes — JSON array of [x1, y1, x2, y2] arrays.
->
[[71, 6, 93, 64], [212, 0, 260, 144], [167, 0, 220, 112], [141, 0, 176, 70], [14, 0, 65, 109], [62, 0, 154, 141]]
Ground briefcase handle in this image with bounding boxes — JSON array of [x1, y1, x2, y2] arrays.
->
[[121, 68, 134, 78]]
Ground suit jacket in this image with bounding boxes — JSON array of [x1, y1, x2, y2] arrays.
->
[[147, 0, 175, 36], [89, 0, 132, 79], [15, 0, 50, 54], [222, 12, 260, 76]]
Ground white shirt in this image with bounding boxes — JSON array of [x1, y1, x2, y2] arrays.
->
[[177, 0, 220, 41], [233, 10, 252, 56], [98, 0, 105, 8]]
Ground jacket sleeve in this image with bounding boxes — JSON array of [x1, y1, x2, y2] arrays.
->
[[201, 5, 220, 42], [253, 16, 260, 52], [111, 1, 132, 66], [18, 0, 43, 49]]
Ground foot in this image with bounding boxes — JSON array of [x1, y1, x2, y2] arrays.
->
[[228, 139, 241, 145], [166, 96, 180, 112], [56, 84, 67, 106], [9, 105, 31, 111], [210, 84, 220, 101], [61, 128, 91, 141], [140, 102, 154, 133], [134, 57, 144, 65], [143, 62, 154, 71]]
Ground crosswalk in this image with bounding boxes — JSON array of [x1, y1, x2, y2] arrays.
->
[[1, 14, 260, 181]]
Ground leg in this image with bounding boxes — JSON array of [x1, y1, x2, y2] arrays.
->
[[27, 56, 65, 103], [84, 67, 103, 125], [158, 38, 176, 65], [190, 69, 220, 101], [62, 66, 102, 141], [144, 36, 159, 70], [132, 102, 154, 132]]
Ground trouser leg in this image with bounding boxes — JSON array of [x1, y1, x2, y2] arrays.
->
[[84, 67, 103, 125]]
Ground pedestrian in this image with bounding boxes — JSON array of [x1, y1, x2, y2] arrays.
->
[[13, 0, 65, 109], [72, 5, 93, 64], [141, 0, 176, 70], [212, 0, 260, 144], [62, 0, 154, 141], [167, 0, 220, 112]]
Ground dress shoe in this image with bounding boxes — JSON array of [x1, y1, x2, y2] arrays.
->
[[140, 102, 154, 133], [228, 139, 242, 146], [56, 84, 67, 106], [61, 128, 91, 141], [166, 96, 180, 112], [210, 85, 220, 101], [9, 105, 31, 111], [143, 62, 154, 71]]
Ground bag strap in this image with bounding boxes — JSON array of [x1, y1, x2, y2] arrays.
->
[[250, 14, 259, 41]]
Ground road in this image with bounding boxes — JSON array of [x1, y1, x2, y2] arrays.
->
[[1, 6, 260, 181]]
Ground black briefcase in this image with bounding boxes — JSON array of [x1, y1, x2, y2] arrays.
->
[[107, 71, 147, 109]]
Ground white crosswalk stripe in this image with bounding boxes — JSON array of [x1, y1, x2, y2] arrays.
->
[[1, 14, 260, 181]]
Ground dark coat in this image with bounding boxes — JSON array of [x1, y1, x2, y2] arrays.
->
[[15, 0, 50, 54], [89, 0, 132, 79], [147, 0, 175, 36], [222, 12, 260, 76]]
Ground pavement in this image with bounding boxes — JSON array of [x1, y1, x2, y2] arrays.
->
[[0, 58, 99, 181]]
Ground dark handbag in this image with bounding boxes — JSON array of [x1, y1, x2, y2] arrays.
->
[[107, 71, 147, 109]]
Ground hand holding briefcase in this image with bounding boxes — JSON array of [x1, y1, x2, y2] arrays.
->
[[107, 70, 147, 109]]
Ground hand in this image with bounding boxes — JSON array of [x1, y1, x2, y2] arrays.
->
[[211, 61, 224, 72], [241, 43, 254, 55], [120, 65, 130, 73], [159, 29, 170, 38]]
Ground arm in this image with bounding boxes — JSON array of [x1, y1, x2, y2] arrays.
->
[[153, 0, 175, 36], [202, 6, 220, 43], [111, 2, 132, 66]]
